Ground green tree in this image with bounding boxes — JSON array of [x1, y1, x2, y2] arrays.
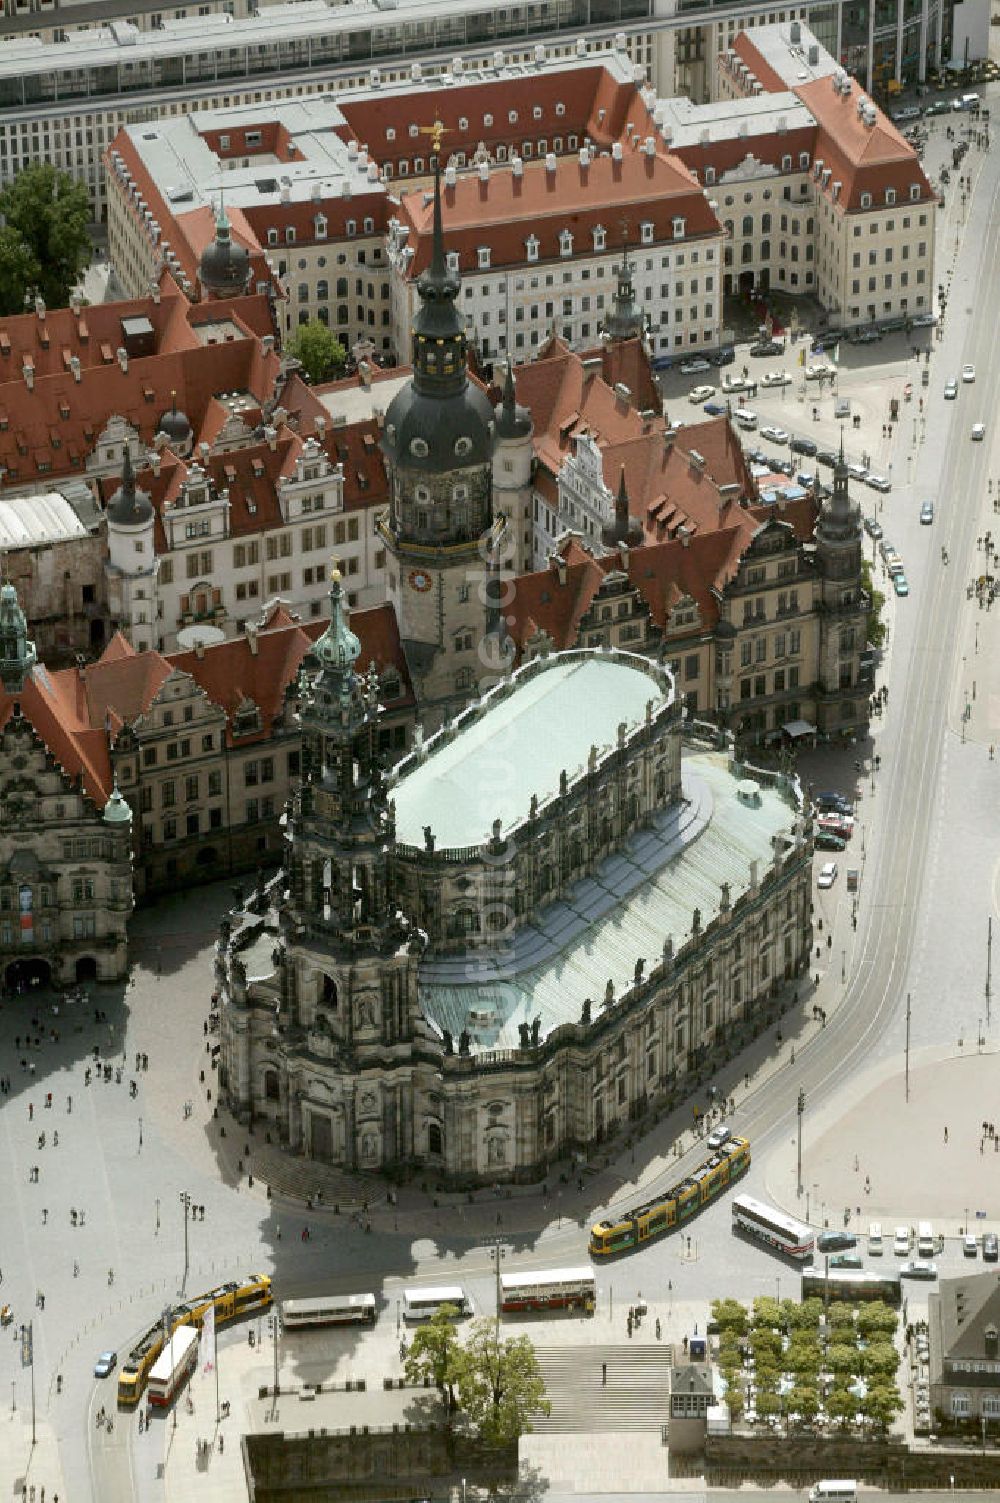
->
[[860, 559, 887, 649], [455, 1320, 550, 1446], [825, 1384, 859, 1429], [0, 164, 90, 314], [826, 1342, 858, 1377], [861, 1381, 904, 1433], [787, 1384, 820, 1424], [751, 1296, 783, 1329], [861, 1342, 900, 1380], [288, 319, 347, 383], [0, 227, 41, 318], [754, 1388, 782, 1418], [711, 1299, 748, 1336], [403, 1306, 463, 1413], [723, 1372, 745, 1423], [857, 1302, 898, 1339]]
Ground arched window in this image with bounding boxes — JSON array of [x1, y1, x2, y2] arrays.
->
[[317, 306, 329, 325], [428, 1122, 443, 1156], [336, 277, 348, 297], [322, 974, 338, 1009], [264, 1069, 279, 1102], [741, 215, 753, 236], [741, 243, 753, 264], [316, 279, 328, 301], [761, 213, 772, 233], [337, 305, 349, 327]]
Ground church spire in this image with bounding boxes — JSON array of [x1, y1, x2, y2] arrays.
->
[[603, 464, 643, 548], [311, 563, 361, 703], [603, 237, 645, 343], [411, 164, 465, 392]]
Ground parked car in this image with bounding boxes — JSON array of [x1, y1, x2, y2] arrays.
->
[[707, 1124, 732, 1150], [680, 358, 712, 375], [651, 355, 674, 372], [834, 399, 851, 419], [94, 1351, 118, 1379], [962, 363, 976, 383], [972, 422, 986, 441], [853, 328, 882, 344], [745, 447, 768, 465], [761, 369, 791, 387], [817, 861, 838, 889], [817, 1230, 857, 1253], [901, 1260, 938, 1280], [866, 473, 891, 492], [893, 573, 910, 597], [722, 375, 747, 393], [847, 462, 869, 482], [749, 340, 783, 357], [804, 363, 834, 381], [761, 425, 790, 444], [774, 458, 795, 476], [830, 1252, 864, 1270], [864, 516, 884, 539], [815, 791, 853, 814], [815, 831, 847, 852], [688, 384, 716, 403], [817, 449, 838, 468], [703, 401, 726, 416], [920, 501, 934, 524], [944, 378, 958, 399], [912, 311, 939, 325], [893, 1226, 911, 1256], [712, 347, 736, 366], [964, 1234, 979, 1257], [984, 1232, 999, 1261], [818, 817, 853, 841], [790, 436, 818, 457]]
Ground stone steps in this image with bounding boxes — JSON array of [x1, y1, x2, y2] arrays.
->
[[532, 1342, 674, 1433], [244, 1139, 385, 1212]]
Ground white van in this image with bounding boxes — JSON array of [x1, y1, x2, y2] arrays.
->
[[917, 1221, 935, 1257], [734, 408, 758, 430], [868, 1222, 883, 1256], [809, 1484, 857, 1503]]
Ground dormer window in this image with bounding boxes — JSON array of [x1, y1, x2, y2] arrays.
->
[[781, 154, 792, 172], [593, 225, 606, 251], [672, 217, 686, 239], [409, 123, 419, 138], [559, 229, 573, 257], [799, 151, 810, 169], [910, 183, 920, 200], [477, 246, 491, 269], [508, 109, 518, 124], [285, 227, 296, 244], [640, 220, 654, 244], [705, 166, 716, 185], [346, 218, 357, 237], [386, 127, 396, 142], [314, 215, 327, 238], [447, 250, 460, 273], [555, 101, 565, 116], [267, 228, 278, 246], [483, 113, 493, 128], [860, 191, 872, 209], [885, 187, 896, 206], [526, 235, 540, 262], [363, 215, 374, 233], [458, 116, 468, 131]]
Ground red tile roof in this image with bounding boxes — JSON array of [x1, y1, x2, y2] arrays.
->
[[730, 32, 790, 94], [397, 146, 719, 276], [793, 74, 934, 211]]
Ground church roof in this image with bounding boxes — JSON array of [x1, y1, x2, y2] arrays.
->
[[417, 748, 799, 1051], [392, 652, 667, 850]]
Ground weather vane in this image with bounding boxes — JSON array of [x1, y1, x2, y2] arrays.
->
[[418, 119, 450, 154]]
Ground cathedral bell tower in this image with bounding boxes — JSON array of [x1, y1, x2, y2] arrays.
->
[[380, 151, 504, 726], [813, 436, 868, 737], [276, 565, 430, 1168]]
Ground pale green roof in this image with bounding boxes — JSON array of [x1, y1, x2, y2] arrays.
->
[[418, 750, 798, 1051], [394, 655, 666, 849]]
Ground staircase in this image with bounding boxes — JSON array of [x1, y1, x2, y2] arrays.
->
[[532, 1343, 674, 1433], [247, 1138, 385, 1212]]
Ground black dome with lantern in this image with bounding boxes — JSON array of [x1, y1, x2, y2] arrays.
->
[[199, 201, 251, 299]]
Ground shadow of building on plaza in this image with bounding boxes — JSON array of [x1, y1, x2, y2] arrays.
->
[[0, 975, 131, 1108]]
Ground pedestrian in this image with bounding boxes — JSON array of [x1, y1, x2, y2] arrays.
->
[[67, 1095, 72, 1113], [73, 1262, 79, 1278], [53, 1131, 58, 1147], [42, 1208, 48, 1224], [944, 1125, 949, 1142], [602, 1361, 607, 1386], [28, 1102, 33, 1120]]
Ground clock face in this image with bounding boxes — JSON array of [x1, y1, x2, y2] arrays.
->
[[408, 569, 432, 592]]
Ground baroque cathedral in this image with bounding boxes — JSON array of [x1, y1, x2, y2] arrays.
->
[[215, 166, 816, 1182]]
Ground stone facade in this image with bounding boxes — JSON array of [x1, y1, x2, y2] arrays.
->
[[217, 577, 812, 1183]]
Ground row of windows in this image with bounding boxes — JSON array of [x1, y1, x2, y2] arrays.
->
[[739, 669, 802, 699]]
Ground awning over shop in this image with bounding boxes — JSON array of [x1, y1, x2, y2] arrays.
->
[[782, 719, 817, 739]]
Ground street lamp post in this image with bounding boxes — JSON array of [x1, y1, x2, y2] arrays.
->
[[488, 1222, 507, 1316], [841, 948, 846, 983], [796, 1088, 805, 1196], [155, 1197, 160, 1235], [179, 1191, 192, 1291], [138, 1116, 143, 1153]]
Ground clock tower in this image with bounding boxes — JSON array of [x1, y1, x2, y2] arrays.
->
[[380, 160, 504, 726]]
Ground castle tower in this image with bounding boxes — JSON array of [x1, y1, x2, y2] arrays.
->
[[273, 565, 431, 1168], [104, 448, 157, 653], [813, 435, 868, 737], [0, 582, 37, 692], [602, 241, 646, 344], [380, 163, 503, 726], [492, 360, 534, 574], [198, 198, 251, 301]]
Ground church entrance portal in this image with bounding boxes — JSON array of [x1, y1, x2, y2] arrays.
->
[[5, 957, 52, 991], [75, 956, 98, 983], [309, 1112, 334, 1162]]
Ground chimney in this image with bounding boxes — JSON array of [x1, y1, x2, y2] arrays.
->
[[34, 295, 46, 321], [554, 555, 567, 586], [611, 141, 623, 163], [265, 425, 278, 451], [534, 43, 545, 63], [545, 152, 557, 174], [247, 624, 259, 655], [410, 61, 422, 80], [150, 450, 161, 477], [22, 362, 34, 391], [262, 334, 275, 354], [69, 290, 82, 314], [195, 639, 206, 659], [512, 157, 523, 180], [479, 161, 490, 184], [314, 415, 326, 440], [445, 164, 457, 188], [69, 355, 81, 383], [987, 1326, 999, 1360], [579, 146, 589, 171], [576, 37, 586, 56], [117, 346, 128, 373], [150, 282, 161, 305], [199, 441, 210, 461]]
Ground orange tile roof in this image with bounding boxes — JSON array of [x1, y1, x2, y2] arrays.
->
[[397, 146, 719, 276], [793, 74, 934, 212], [730, 32, 790, 94]]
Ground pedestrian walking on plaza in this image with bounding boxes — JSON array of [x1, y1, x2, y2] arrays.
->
[[602, 1362, 607, 1386], [28, 1103, 33, 1120], [53, 1131, 58, 1148], [67, 1095, 72, 1113], [944, 1125, 949, 1143], [42, 1208, 48, 1225]]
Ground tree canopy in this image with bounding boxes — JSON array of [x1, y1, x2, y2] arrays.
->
[[287, 319, 347, 383], [0, 164, 91, 315], [403, 1306, 463, 1413], [456, 1320, 550, 1446]]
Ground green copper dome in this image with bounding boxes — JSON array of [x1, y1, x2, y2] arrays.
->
[[313, 566, 360, 675]]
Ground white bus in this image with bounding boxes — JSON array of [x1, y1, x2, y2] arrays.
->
[[281, 1293, 377, 1330], [731, 1193, 815, 1260], [402, 1286, 471, 1322], [499, 1267, 596, 1315], [147, 1325, 199, 1408]]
